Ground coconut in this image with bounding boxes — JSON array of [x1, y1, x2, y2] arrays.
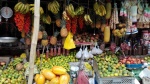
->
[[16, 63, 24, 71]]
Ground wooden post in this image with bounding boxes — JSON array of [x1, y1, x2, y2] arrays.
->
[[28, 0, 40, 84]]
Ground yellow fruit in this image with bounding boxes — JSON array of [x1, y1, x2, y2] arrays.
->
[[104, 26, 110, 43], [36, 74, 45, 84], [52, 66, 67, 75], [101, 24, 106, 32], [34, 74, 40, 82], [59, 73, 70, 84], [49, 77, 59, 84], [105, 2, 112, 19], [41, 69, 56, 80]]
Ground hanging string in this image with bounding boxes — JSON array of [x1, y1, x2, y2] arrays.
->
[[53, 23, 54, 35], [87, 0, 89, 14]]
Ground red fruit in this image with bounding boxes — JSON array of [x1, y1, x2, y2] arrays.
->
[[126, 61, 130, 64]]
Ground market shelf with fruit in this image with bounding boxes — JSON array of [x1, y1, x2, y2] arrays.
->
[[0, 0, 150, 84]]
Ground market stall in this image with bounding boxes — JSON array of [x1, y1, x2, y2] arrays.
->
[[0, 0, 150, 84]]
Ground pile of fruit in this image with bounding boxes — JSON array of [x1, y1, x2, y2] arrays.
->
[[74, 33, 100, 44], [0, 57, 26, 84], [34, 66, 70, 84], [35, 54, 78, 71], [94, 54, 132, 77], [119, 56, 145, 64], [144, 56, 150, 63]]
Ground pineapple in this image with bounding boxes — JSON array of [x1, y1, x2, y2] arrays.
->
[[60, 26, 68, 37], [50, 31, 59, 45], [41, 31, 48, 46]]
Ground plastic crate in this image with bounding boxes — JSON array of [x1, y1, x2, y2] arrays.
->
[[142, 77, 150, 84], [95, 74, 134, 84]]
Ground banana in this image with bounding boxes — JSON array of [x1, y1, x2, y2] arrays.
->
[[24, 4, 30, 14], [14, 2, 23, 12], [87, 15, 93, 23], [20, 3, 26, 13], [30, 6, 34, 14], [93, 2, 99, 12], [21, 4, 27, 14], [17, 2, 24, 12], [47, 1, 60, 14], [84, 14, 88, 22], [40, 7, 44, 15], [29, 4, 34, 7]]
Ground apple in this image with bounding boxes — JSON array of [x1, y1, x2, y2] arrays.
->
[[126, 61, 130, 64], [130, 60, 134, 64], [122, 59, 126, 64]]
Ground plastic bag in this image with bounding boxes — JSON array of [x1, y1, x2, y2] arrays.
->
[[63, 32, 76, 50], [76, 48, 82, 58], [96, 46, 103, 54], [83, 46, 89, 59], [89, 51, 93, 58], [91, 44, 97, 55]]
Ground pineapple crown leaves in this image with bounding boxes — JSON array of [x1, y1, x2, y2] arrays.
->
[[42, 31, 48, 39], [39, 25, 45, 31], [53, 31, 60, 37]]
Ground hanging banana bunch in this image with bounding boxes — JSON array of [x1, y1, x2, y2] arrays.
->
[[29, 4, 44, 15], [48, 0, 60, 15], [14, 2, 30, 14], [65, 4, 76, 18], [93, 1, 106, 16]]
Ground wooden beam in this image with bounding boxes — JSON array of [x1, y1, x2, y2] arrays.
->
[[28, 0, 40, 84]]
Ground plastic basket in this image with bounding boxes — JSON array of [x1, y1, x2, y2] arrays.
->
[[95, 74, 134, 84], [142, 77, 150, 84], [125, 64, 143, 69]]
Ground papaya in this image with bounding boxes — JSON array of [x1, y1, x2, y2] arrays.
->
[[104, 26, 110, 43], [41, 69, 56, 80], [52, 66, 67, 75], [34, 74, 40, 82], [59, 73, 70, 84], [35, 74, 45, 84], [49, 77, 60, 84]]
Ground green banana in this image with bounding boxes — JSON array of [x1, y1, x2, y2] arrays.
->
[[14, 2, 23, 12]]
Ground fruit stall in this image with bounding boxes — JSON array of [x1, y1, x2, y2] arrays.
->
[[0, 0, 150, 84]]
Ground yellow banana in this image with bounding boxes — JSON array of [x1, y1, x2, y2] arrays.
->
[[87, 15, 93, 23]]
